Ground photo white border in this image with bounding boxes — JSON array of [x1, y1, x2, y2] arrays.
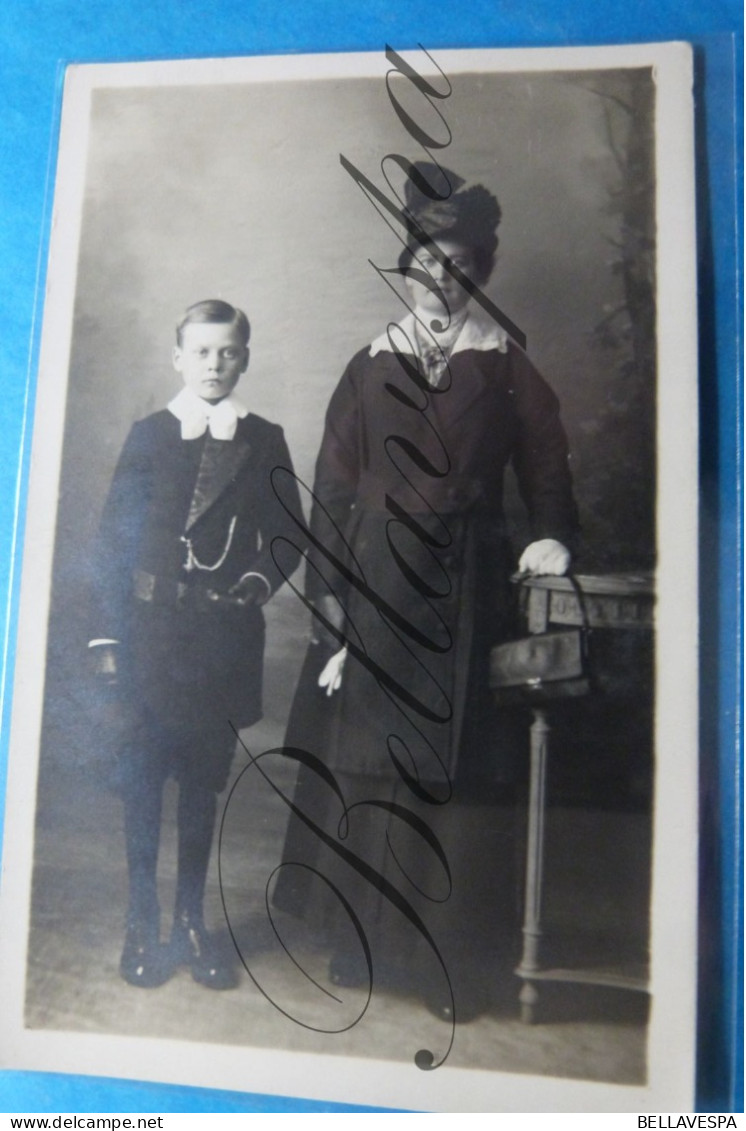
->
[[0, 42, 698, 1112]]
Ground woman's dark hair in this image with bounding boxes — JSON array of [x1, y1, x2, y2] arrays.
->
[[398, 162, 502, 286], [176, 299, 250, 347]]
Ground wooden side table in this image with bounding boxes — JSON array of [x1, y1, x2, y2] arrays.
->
[[503, 572, 655, 1023]]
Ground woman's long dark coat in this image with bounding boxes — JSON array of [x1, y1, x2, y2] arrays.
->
[[296, 337, 578, 790], [275, 336, 579, 995]]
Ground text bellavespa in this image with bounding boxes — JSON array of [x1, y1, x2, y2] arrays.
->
[[638, 1118, 737, 1127]]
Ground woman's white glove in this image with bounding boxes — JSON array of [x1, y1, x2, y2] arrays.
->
[[318, 646, 347, 696], [518, 539, 571, 577]]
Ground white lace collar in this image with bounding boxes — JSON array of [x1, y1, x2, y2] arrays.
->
[[369, 305, 509, 357]]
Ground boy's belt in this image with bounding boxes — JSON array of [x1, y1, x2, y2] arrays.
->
[[133, 569, 209, 607]]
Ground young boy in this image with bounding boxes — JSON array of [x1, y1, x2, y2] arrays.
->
[[90, 299, 303, 989]]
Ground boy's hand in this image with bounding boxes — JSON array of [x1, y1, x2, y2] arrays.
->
[[207, 574, 270, 608], [90, 643, 119, 683]]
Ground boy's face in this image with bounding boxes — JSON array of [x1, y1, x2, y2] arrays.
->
[[173, 321, 249, 402]]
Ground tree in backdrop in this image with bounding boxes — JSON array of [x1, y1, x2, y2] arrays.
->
[[571, 68, 657, 571]]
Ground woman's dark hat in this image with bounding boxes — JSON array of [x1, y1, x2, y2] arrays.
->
[[399, 161, 502, 282]]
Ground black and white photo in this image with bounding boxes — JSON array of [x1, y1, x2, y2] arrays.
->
[[0, 44, 698, 1113]]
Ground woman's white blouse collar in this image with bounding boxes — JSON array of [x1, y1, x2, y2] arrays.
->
[[369, 306, 509, 357]]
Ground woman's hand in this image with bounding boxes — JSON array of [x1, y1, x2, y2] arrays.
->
[[318, 647, 347, 696], [518, 538, 571, 577]]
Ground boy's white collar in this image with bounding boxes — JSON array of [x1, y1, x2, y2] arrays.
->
[[168, 387, 249, 440], [369, 305, 509, 356]]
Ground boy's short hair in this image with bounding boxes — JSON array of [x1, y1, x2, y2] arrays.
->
[[176, 300, 251, 347]]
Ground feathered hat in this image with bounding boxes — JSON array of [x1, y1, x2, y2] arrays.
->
[[399, 161, 502, 284]]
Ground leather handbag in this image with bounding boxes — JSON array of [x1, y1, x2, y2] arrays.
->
[[489, 575, 592, 705]]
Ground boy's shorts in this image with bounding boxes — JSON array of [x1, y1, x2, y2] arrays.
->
[[111, 706, 237, 795]]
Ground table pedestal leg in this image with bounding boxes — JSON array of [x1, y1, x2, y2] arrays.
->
[[517, 707, 550, 1023]]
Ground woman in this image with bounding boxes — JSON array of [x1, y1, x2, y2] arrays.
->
[[274, 163, 578, 1025]]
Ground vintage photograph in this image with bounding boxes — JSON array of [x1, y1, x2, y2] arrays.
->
[[0, 45, 698, 1111]]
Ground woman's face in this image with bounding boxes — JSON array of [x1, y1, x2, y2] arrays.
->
[[405, 238, 477, 320]]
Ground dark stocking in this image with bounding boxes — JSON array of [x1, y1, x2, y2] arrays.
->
[[122, 776, 164, 926], [175, 781, 217, 924]]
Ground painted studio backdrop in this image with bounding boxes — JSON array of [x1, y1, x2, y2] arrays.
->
[[29, 62, 656, 1083]]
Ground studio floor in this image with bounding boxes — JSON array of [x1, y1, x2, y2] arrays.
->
[[25, 734, 650, 1091], [23, 595, 652, 1099]]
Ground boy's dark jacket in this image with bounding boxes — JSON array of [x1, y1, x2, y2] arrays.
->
[[92, 409, 304, 733]]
